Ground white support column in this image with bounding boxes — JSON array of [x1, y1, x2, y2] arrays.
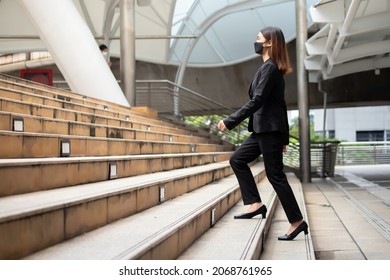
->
[[120, 0, 136, 107], [18, 0, 129, 107], [296, 0, 311, 183]]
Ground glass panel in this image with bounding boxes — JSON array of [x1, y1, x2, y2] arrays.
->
[[356, 131, 384, 142]]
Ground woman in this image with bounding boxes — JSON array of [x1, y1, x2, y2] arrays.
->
[[217, 26, 308, 241]]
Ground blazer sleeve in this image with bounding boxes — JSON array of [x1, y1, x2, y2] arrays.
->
[[223, 62, 278, 130]]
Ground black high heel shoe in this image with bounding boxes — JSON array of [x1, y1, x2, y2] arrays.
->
[[278, 221, 308, 241], [234, 205, 267, 219]]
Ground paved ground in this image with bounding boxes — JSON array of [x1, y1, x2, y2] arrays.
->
[[335, 164, 390, 190], [303, 164, 390, 260]]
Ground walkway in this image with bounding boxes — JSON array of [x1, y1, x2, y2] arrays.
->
[[302, 164, 390, 260]]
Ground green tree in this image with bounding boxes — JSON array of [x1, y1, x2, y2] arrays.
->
[[184, 114, 250, 145], [288, 115, 339, 143]]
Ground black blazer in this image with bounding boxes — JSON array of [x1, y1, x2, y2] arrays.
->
[[224, 59, 289, 144]]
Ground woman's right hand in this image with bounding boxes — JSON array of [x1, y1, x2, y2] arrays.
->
[[217, 120, 227, 132]]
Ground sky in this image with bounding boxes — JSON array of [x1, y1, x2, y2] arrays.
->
[[171, 0, 195, 35]]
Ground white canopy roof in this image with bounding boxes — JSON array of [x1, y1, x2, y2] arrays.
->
[[0, 0, 388, 80], [0, 0, 316, 67]]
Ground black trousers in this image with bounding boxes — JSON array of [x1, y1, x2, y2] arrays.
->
[[229, 132, 303, 223]]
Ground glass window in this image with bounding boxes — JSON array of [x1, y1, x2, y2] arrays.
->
[[356, 131, 384, 142]]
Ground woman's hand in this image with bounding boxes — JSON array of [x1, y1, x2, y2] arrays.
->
[[217, 120, 227, 132], [282, 145, 287, 153]]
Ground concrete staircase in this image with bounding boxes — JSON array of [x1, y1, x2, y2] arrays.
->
[[0, 73, 313, 260]]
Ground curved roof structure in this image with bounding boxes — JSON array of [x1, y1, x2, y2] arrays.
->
[[0, 0, 388, 80], [0, 0, 316, 68], [167, 0, 308, 67]]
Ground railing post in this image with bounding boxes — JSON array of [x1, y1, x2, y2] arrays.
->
[[147, 82, 151, 107], [321, 143, 326, 177], [173, 85, 180, 118]]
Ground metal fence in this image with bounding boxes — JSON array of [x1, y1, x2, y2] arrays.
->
[[283, 141, 390, 177], [283, 141, 340, 177], [336, 141, 390, 165]]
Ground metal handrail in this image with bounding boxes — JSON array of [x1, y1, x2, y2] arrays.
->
[[337, 141, 390, 165], [284, 139, 390, 178], [284, 137, 341, 177], [135, 79, 234, 117]]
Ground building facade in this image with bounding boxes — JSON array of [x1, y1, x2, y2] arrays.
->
[[313, 106, 390, 142]]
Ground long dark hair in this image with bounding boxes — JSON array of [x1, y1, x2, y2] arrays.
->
[[261, 26, 292, 75]]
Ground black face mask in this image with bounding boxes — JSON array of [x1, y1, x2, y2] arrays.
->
[[254, 42, 264, 55]]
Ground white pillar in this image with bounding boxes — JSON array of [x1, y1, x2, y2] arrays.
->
[[18, 0, 129, 107], [296, 0, 311, 183], [120, 0, 136, 106]]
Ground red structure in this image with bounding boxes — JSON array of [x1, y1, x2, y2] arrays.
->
[[20, 69, 53, 86]]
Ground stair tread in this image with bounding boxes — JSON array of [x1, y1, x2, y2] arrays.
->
[[179, 173, 314, 260], [24, 162, 265, 260], [0, 161, 232, 222], [0, 129, 220, 145], [0, 91, 186, 131], [260, 173, 314, 260], [0, 110, 209, 141], [0, 151, 232, 166], [179, 177, 275, 260], [0, 74, 244, 260]]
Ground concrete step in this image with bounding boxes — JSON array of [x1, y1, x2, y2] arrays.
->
[[0, 85, 153, 124], [0, 78, 210, 138], [0, 96, 216, 142], [21, 161, 264, 260], [0, 111, 215, 144], [0, 75, 152, 119], [0, 77, 232, 148], [0, 160, 238, 259], [0, 151, 233, 196], [260, 173, 315, 260], [178, 173, 274, 260], [0, 130, 228, 158], [178, 173, 314, 260]]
